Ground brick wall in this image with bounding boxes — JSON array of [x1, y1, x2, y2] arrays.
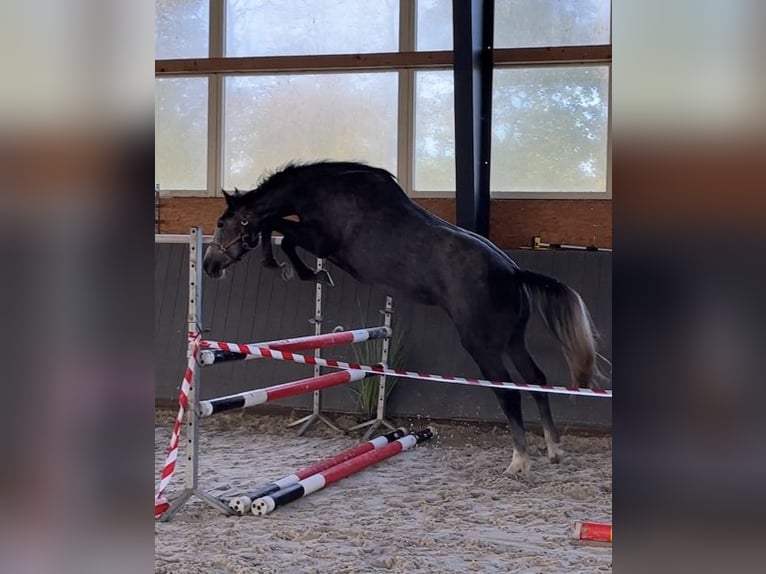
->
[[157, 196, 612, 249]]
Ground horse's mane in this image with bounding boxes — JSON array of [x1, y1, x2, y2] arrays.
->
[[250, 160, 398, 194]]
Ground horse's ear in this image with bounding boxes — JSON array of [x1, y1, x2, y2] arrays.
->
[[222, 189, 237, 208]]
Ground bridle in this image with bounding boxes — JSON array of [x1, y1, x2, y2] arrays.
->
[[208, 219, 257, 264]]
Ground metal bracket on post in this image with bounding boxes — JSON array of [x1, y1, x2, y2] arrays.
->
[[286, 258, 344, 435], [348, 295, 398, 440], [159, 227, 232, 522]]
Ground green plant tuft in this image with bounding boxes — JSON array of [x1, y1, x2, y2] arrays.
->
[[348, 327, 406, 419]]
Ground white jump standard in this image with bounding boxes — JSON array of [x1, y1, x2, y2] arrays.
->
[[226, 426, 409, 515]]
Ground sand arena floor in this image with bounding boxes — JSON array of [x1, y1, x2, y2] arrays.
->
[[155, 411, 612, 574]]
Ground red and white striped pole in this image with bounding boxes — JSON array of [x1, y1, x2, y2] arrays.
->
[[198, 369, 368, 418], [227, 427, 410, 515], [154, 335, 201, 518], [252, 427, 436, 516], [200, 340, 612, 398], [199, 326, 391, 365], [572, 521, 612, 544]]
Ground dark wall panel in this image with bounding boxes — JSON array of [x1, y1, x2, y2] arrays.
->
[[155, 244, 612, 429]]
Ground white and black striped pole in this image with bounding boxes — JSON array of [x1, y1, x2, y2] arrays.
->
[[252, 427, 436, 516], [226, 427, 409, 515], [198, 369, 368, 418]]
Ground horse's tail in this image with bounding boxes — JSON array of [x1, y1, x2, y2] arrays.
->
[[517, 270, 605, 389]]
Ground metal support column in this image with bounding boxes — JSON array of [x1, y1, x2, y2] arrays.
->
[[452, 0, 494, 237]]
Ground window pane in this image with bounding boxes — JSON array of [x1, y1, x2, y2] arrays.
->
[[414, 71, 455, 192], [491, 66, 609, 193], [226, 0, 399, 56], [224, 74, 398, 189], [155, 0, 209, 59], [155, 78, 208, 191], [495, 0, 610, 48], [417, 0, 453, 51]]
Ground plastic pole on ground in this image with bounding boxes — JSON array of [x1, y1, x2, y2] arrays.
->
[[226, 427, 409, 515], [252, 427, 436, 516]]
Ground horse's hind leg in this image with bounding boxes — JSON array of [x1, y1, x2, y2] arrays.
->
[[491, 387, 532, 476], [507, 336, 563, 464], [462, 341, 531, 476]]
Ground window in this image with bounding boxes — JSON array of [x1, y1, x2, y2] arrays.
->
[[226, 0, 399, 56], [155, 78, 208, 191], [491, 66, 609, 193], [416, 0, 453, 51], [414, 71, 455, 193], [155, 1, 611, 197], [154, 0, 209, 59], [494, 0, 611, 48], [223, 73, 398, 190]]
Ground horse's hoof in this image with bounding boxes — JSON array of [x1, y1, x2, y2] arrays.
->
[[504, 453, 531, 476], [280, 262, 294, 281], [316, 269, 335, 287], [548, 442, 564, 464]]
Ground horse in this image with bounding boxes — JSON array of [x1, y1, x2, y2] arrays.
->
[[202, 160, 604, 476]]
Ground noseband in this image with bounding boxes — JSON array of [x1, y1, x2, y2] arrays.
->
[[209, 221, 256, 264]]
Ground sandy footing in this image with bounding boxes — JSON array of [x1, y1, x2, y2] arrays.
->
[[155, 411, 612, 573]]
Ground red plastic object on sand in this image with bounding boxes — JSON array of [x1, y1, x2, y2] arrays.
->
[[572, 521, 612, 544]]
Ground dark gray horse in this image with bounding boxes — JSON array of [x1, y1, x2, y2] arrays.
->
[[203, 161, 603, 476]]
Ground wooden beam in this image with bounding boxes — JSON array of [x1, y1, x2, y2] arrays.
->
[[155, 45, 611, 77], [494, 44, 612, 66], [155, 51, 453, 76]]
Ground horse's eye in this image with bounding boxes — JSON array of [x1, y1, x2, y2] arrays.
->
[[216, 221, 223, 228], [241, 219, 249, 226]]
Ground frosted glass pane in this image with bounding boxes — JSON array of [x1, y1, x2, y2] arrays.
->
[[224, 73, 398, 189], [491, 66, 609, 192], [414, 71, 455, 192], [226, 0, 399, 56], [155, 0, 209, 59], [417, 0, 453, 51], [155, 78, 208, 191], [495, 0, 610, 48]]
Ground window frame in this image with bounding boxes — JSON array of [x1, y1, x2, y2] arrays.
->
[[155, 0, 611, 199]]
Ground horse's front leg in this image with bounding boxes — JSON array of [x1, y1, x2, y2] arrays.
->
[[270, 220, 334, 286], [260, 228, 281, 268], [279, 236, 334, 286]]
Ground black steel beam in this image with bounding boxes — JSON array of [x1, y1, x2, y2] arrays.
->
[[452, 0, 494, 237]]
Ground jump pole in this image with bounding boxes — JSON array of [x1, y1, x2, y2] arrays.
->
[[157, 226, 232, 521], [226, 426, 409, 515], [198, 342, 613, 398], [252, 427, 436, 516], [348, 295, 398, 439], [200, 325, 392, 362], [198, 369, 368, 417]]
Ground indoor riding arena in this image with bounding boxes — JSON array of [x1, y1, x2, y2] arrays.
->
[[155, 2, 612, 573]]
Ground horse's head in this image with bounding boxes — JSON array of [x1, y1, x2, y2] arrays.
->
[[203, 189, 260, 279]]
